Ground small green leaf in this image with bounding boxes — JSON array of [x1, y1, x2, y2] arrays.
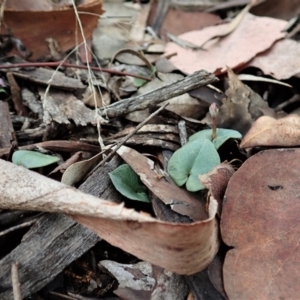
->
[[133, 76, 147, 88], [0, 88, 7, 94], [189, 128, 242, 149], [12, 150, 60, 169], [168, 139, 220, 192], [109, 164, 150, 202], [133, 66, 156, 87]]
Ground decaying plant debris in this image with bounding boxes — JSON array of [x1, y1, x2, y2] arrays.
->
[[1, 0, 300, 299]]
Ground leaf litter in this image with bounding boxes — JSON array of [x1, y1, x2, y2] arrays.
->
[[221, 149, 300, 300], [164, 12, 287, 75], [1, 0, 300, 299]]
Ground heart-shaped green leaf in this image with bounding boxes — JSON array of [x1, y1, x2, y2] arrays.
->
[[168, 139, 220, 191], [109, 164, 150, 202], [12, 150, 60, 169], [189, 128, 242, 149]]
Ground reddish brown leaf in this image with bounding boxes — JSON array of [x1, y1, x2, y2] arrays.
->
[[240, 114, 300, 148], [199, 162, 235, 215], [164, 13, 286, 75], [251, 0, 300, 20], [161, 11, 222, 36], [221, 149, 300, 300], [246, 39, 300, 80], [2, 0, 103, 60], [208, 254, 227, 299]]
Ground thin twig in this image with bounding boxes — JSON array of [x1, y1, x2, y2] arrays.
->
[[0, 61, 152, 81], [11, 262, 22, 300], [86, 102, 169, 178], [50, 291, 77, 300], [0, 218, 39, 237], [274, 94, 300, 112]]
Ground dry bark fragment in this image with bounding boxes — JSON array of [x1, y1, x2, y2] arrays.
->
[[98, 70, 218, 118]]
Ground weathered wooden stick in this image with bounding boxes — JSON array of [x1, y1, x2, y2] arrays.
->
[[99, 69, 218, 118]]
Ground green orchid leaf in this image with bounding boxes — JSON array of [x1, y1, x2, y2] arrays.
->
[[189, 128, 242, 149], [168, 139, 220, 192], [133, 66, 156, 87], [133, 76, 147, 88], [12, 150, 60, 169], [109, 164, 150, 202]]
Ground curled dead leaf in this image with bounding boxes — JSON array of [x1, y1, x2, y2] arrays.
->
[[199, 162, 235, 215], [0, 159, 219, 275], [240, 114, 300, 148]]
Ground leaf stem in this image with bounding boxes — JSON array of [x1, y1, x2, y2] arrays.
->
[[209, 103, 219, 140], [0, 61, 152, 81]]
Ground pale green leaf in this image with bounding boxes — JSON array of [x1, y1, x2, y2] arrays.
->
[[109, 164, 150, 202], [12, 150, 60, 169], [168, 139, 220, 191], [133, 66, 156, 87], [189, 128, 242, 149]]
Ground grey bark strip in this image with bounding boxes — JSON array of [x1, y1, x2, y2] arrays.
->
[[99, 70, 218, 118], [0, 157, 122, 300]]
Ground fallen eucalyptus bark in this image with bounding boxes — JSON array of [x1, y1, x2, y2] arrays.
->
[[0, 156, 122, 300], [99, 69, 218, 118]]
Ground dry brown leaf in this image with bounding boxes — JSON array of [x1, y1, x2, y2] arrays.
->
[[251, 0, 300, 20], [207, 254, 227, 299], [0, 159, 219, 275], [199, 162, 235, 215], [48, 151, 84, 176], [62, 151, 103, 186], [2, 0, 103, 60], [221, 148, 300, 300], [6, 0, 73, 11], [246, 39, 300, 80], [150, 10, 221, 36], [82, 87, 111, 108], [188, 85, 226, 106], [240, 114, 300, 148], [199, 0, 258, 49], [201, 67, 274, 135], [164, 13, 286, 75]]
